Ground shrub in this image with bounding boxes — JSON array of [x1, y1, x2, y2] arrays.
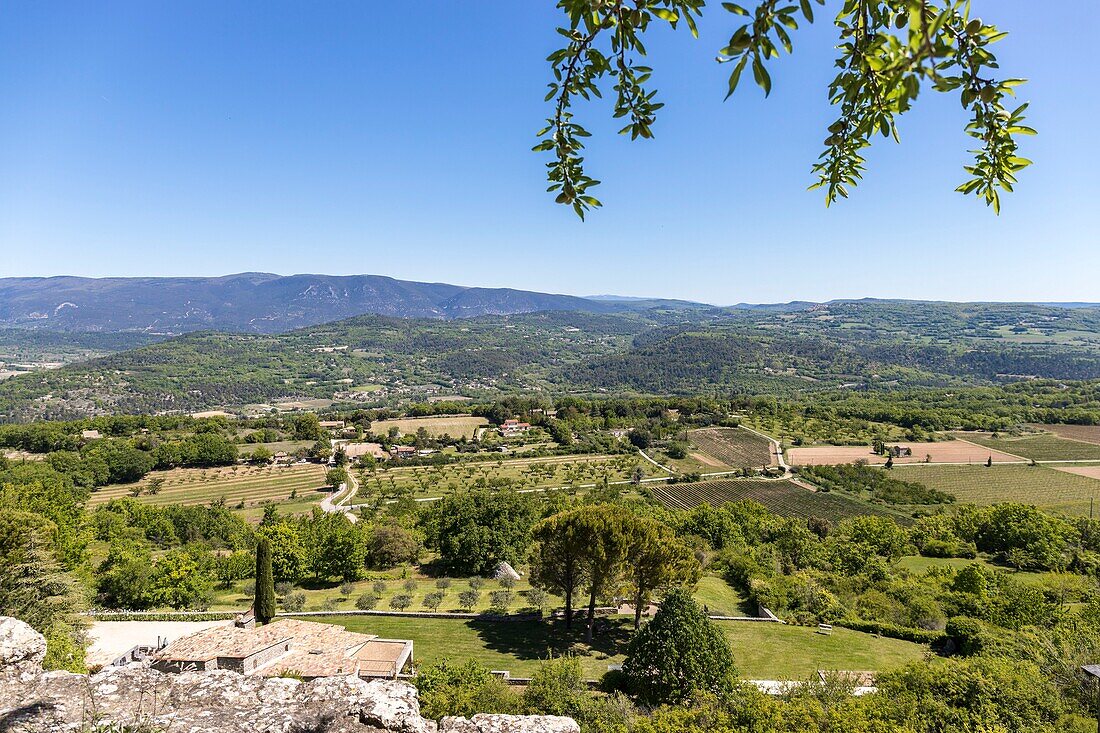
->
[[526, 587, 549, 614], [458, 589, 480, 610], [468, 577, 484, 591], [489, 590, 514, 613], [423, 591, 445, 611], [945, 616, 992, 656], [372, 580, 387, 594], [283, 591, 306, 612], [389, 593, 413, 611], [339, 581, 354, 597], [356, 593, 380, 611], [436, 578, 452, 590], [500, 576, 517, 590], [403, 578, 418, 593]]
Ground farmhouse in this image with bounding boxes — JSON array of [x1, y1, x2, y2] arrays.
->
[[342, 442, 388, 463], [319, 420, 346, 429], [152, 618, 413, 679], [500, 419, 531, 437], [390, 445, 417, 460], [80, 429, 102, 440]]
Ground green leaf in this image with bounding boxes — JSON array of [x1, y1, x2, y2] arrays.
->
[[752, 58, 772, 97], [724, 57, 749, 100]]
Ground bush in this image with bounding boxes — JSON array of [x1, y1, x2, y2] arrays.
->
[[356, 593, 380, 610], [500, 576, 517, 590], [522, 656, 587, 717], [945, 616, 992, 656], [339, 581, 354, 597], [423, 591, 445, 611], [436, 578, 452, 590], [275, 581, 293, 598], [489, 590, 514, 612], [458, 589, 480, 610], [282, 591, 306, 612], [372, 580, 387, 594], [414, 660, 521, 719], [526, 587, 549, 613], [389, 593, 413, 611], [468, 577, 484, 591], [403, 578, 418, 593]]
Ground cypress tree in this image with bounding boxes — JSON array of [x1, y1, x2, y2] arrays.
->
[[254, 537, 276, 624]]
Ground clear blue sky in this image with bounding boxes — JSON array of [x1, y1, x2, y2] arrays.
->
[[1, 1, 1097, 304]]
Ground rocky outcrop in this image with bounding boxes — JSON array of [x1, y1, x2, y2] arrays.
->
[[0, 617, 578, 733]]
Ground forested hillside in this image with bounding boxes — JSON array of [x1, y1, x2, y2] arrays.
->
[[4, 301, 1100, 421]]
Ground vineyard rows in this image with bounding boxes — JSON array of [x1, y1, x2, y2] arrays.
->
[[688, 428, 775, 468], [650, 479, 904, 523]]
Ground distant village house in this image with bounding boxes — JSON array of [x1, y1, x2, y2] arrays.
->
[[500, 419, 531, 437]]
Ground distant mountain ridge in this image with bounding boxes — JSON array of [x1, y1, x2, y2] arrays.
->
[[0, 273, 646, 334]]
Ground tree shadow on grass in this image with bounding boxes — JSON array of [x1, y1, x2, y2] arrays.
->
[[468, 616, 633, 669]]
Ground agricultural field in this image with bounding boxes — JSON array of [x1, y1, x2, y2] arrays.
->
[[88, 463, 330, 513], [687, 427, 776, 469], [1032, 424, 1100, 446], [960, 431, 1100, 462], [353, 453, 662, 502], [236, 440, 315, 457], [310, 614, 926, 680], [893, 464, 1100, 516], [369, 415, 489, 440], [787, 440, 1023, 467], [649, 479, 906, 523]]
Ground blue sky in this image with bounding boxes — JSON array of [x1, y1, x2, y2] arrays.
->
[[1, 1, 1097, 305]]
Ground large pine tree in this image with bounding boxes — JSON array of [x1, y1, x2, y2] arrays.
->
[[254, 537, 276, 624]]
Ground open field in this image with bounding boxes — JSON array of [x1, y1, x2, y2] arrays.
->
[[1055, 465, 1100, 480], [687, 428, 775, 468], [787, 440, 1023, 466], [1032, 424, 1100, 446], [895, 555, 1080, 587], [894, 464, 1100, 516], [309, 614, 926, 680], [369, 415, 489, 440], [89, 463, 329, 510], [236, 440, 316, 457], [961, 432, 1100, 462], [353, 453, 662, 501], [649, 479, 907, 522]]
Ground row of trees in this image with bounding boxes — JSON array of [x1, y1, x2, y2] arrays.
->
[[530, 504, 699, 640]]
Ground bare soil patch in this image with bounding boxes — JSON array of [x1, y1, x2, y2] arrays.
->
[[1053, 465, 1100, 480], [788, 440, 1023, 466], [1032, 424, 1100, 446]]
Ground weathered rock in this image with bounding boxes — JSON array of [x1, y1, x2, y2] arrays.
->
[[442, 714, 580, 733], [0, 614, 47, 683], [0, 616, 576, 733]]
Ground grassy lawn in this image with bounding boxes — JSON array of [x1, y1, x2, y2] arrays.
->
[[894, 464, 1100, 516], [896, 555, 1082, 587], [693, 576, 752, 616], [306, 614, 927, 680], [961, 432, 1100, 462]]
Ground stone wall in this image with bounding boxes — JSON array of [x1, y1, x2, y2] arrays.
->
[[0, 616, 578, 733]]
